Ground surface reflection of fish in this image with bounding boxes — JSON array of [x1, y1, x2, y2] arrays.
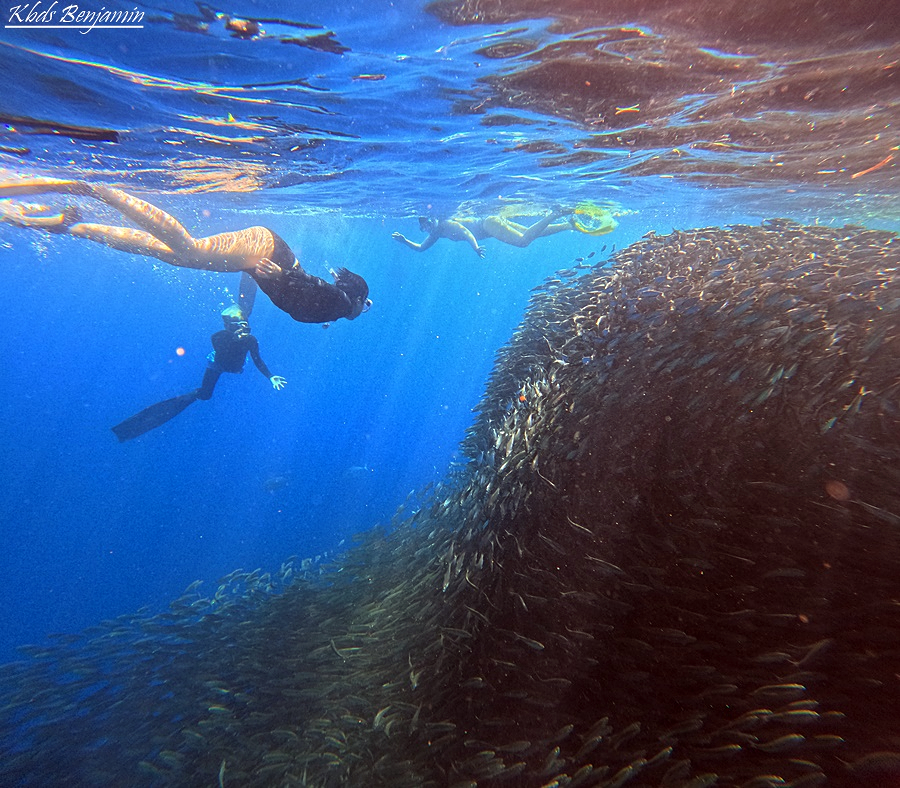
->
[[262, 473, 291, 493]]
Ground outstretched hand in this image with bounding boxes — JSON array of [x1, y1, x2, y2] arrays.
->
[[476, 245, 486, 259], [270, 375, 287, 390], [391, 232, 407, 243]]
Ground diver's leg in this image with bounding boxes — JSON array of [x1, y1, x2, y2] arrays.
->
[[0, 177, 92, 199], [481, 216, 530, 247], [0, 179, 270, 272], [111, 391, 200, 442], [85, 188, 278, 271], [196, 368, 221, 400], [0, 178, 198, 253], [67, 222, 179, 264], [484, 215, 569, 247], [82, 185, 198, 253], [523, 217, 570, 240], [238, 272, 259, 318]]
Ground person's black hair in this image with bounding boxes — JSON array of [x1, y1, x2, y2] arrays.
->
[[333, 267, 369, 303]]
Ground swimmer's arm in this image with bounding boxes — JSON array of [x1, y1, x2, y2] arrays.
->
[[463, 230, 485, 258], [447, 221, 486, 258], [247, 337, 275, 380], [247, 337, 286, 389], [391, 230, 438, 251]]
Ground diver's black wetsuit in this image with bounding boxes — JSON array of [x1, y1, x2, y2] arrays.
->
[[197, 330, 272, 400], [249, 232, 356, 323], [112, 328, 275, 442]]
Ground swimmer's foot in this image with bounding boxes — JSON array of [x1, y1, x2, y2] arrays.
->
[[42, 203, 82, 234], [0, 201, 77, 232]]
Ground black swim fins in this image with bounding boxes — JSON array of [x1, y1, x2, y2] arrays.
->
[[111, 391, 199, 442]]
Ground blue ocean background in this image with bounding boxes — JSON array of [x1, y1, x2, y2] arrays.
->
[[0, 0, 895, 664], [0, 194, 683, 660]]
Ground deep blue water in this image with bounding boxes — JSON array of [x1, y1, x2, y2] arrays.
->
[[1, 4, 900, 786], [0, 0, 896, 663], [0, 199, 646, 658]]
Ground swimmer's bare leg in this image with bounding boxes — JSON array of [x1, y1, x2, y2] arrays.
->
[[0, 199, 182, 264], [86, 185, 197, 254], [0, 177, 197, 253], [67, 222, 179, 264], [524, 216, 571, 240], [0, 177, 91, 199], [481, 216, 531, 247], [62, 184, 275, 271], [75, 222, 271, 273], [0, 178, 272, 272], [486, 215, 569, 247]]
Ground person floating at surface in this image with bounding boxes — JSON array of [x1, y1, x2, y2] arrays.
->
[[111, 302, 286, 442], [391, 211, 572, 258], [0, 177, 371, 323]]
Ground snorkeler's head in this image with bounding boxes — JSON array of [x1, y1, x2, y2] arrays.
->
[[418, 216, 436, 232], [221, 305, 250, 335], [332, 267, 371, 320]]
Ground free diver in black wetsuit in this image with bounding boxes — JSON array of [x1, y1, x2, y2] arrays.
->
[[0, 177, 371, 324], [111, 307, 286, 442], [197, 308, 281, 399], [249, 232, 372, 323]]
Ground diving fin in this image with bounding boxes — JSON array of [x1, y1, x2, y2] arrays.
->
[[111, 391, 199, 442]]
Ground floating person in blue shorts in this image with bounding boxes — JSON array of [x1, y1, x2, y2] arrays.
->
[[111, 290, 286, 441], [0, 177, 371, 323]]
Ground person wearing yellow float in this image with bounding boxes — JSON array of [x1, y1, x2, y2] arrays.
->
[[392, 203, 617, 258]]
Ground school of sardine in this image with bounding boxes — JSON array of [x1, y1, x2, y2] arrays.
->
[[0, 220, 898, 787]]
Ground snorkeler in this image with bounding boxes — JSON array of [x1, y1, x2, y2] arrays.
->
[[111, 300, 286, 442], [391, 211, 573, 258], [0, 177, 371, 323]]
